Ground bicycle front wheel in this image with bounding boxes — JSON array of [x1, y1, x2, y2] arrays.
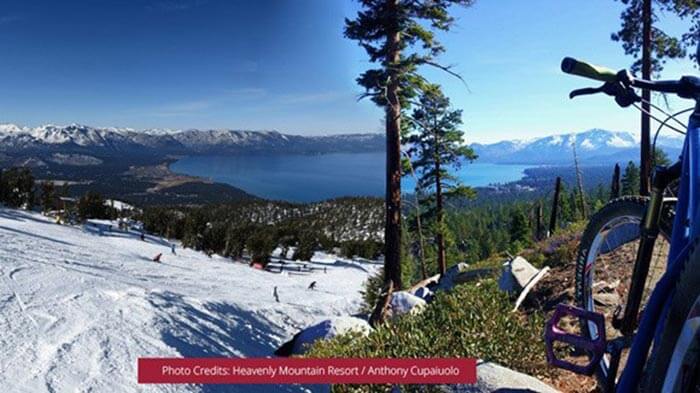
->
[[575, 196, 673, 386]]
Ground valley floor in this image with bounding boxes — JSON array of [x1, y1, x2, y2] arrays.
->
[[0, 208, 376, 392]]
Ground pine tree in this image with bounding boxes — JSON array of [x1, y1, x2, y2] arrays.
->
[[345, 0, 475, 289], [653, 148, 671, 166], [77, 191, 107, 220], [405, 85, 476, 274], [40, 182, 56, 213], [509, 209, 530, 252], [612, 0, 699, 195], [622, 161, 641, 196]]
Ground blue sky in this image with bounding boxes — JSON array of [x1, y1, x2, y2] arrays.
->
[[0, 0, 696, 143]]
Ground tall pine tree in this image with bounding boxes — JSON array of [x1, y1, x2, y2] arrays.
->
[[405, 85, 476, 274], [622, 160, 641, 196], [612, 0, 699, 195], [345, 0, 475, 289]]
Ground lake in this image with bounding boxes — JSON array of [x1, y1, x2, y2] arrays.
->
[[170, 152, 532, 202]]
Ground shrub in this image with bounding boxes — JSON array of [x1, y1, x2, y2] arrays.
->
[[307, 280, 551, 392]]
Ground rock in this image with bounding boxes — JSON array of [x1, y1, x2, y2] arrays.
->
[[594, 292, 621, 307], [510, 256, 539, 288], [452, 268, 498, 285], [389, 291, 427, 318], [411, 286, 434, 302], [513, 266, 551, 311], [436, 263, 470, 291], [439, 360, 560, 393], [593, 279, 621, 293], [274, 316, 371, 356], [498, 260, 518, 293]]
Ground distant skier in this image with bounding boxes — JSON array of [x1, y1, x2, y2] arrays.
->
[[307, 281, 317, 290], [171, 244, 176, 255], [273, 286, 279, 302], [152, 253, 162, 263], [140, 232, 145, 241]]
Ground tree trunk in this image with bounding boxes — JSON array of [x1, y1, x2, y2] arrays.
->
[[435, 136, 446, 275], [535, 201, 543, 241], [548, 177, 562, 237], [611, 163, 621, 200], [572, 142, 589, 218], [383, 0, 403, 289], [640, 0, 652, 196]]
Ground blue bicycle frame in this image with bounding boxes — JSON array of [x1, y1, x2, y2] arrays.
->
[[617, 111, 700, 392]]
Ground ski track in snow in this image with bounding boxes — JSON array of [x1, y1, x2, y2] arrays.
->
[[0, 208, 377, 393]]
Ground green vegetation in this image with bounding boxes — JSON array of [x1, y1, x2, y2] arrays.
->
[[0, 167, 35, 208], [404, 85, 477, 274], [140, 198, 385, 261], [308, 280, 550, 392], [621, 161, 641, 196], [345, 0, 476, 290]]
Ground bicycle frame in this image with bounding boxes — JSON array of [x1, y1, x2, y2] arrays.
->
[[617, 111, 700, 392]]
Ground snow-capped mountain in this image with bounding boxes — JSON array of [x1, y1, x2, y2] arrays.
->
[[0, 123, 384, 156], [470, 129, 684, 165]]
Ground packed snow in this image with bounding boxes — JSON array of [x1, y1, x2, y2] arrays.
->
[[0, 207, 378, 392]]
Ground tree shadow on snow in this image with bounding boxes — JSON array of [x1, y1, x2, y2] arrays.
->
[[147, 291, 327, 393], [0, 225, 76, 246]]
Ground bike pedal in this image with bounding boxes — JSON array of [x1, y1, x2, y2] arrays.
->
[[544, 304, 606, 376]]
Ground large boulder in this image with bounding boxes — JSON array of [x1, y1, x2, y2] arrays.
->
[[436, 263, 470, 291], [439, 360, 560, 392], [499, 256, 540, 293], [389, 291, 427, 318], [274, 316, 371, 356], [411, 286, 434, 302]]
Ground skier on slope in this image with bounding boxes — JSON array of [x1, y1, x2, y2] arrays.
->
[[307, 281, 317, 290], [273, 286, 279, 302], [152, 253, 162, 263]]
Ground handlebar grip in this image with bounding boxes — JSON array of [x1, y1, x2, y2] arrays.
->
[[561, 57, 618, 82]]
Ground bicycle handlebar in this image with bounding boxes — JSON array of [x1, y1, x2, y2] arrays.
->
[[561, 57, 618, 83], [562, 56, 700, 100]]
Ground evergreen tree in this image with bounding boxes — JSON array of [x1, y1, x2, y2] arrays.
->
[[653, 148, 671, 166], [508, 210, 530, 252], [0, 167, 35, 208], [612, 0, 699, 194], [40, 182, 56, 213], [622, 161, 641, 196], [404, 85, 476, 274], [247, 228, 276, 264], [77, 191, 108, 220], [345, 0, 475, 289]]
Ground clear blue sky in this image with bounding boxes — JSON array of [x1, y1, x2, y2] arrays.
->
[[0, 0, 696, 142]]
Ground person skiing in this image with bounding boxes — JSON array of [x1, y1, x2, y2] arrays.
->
[[140, 232, 145, 241], [171, 244, 176, 255], [307, 281, 317, 290], [273, 286, 279, 302], [152, 253, 162, 263]]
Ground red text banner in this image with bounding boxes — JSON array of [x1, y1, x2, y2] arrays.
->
[[138, 357, 477, 385]]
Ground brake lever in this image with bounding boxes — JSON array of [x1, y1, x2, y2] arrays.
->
[[569, 87, 605, 99], [569, 81, 641, 108]]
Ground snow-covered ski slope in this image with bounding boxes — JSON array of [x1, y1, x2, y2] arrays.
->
[[0, 208, 377, 392]]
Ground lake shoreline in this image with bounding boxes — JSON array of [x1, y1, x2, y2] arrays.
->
[[169, 153, 536, 203]]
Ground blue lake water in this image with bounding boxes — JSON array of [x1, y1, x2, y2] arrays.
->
[[170, 152, 532, 202]]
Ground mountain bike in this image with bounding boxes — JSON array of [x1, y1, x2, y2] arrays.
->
[[544, 57, 700, 392]]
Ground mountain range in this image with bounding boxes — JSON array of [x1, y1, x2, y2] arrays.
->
[[469, 129, 684, 165], [0, 123, 384, 159], [0, 124, 685, 167]]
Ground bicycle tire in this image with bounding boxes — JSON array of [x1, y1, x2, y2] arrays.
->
[[575, 196, 674, 386]]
